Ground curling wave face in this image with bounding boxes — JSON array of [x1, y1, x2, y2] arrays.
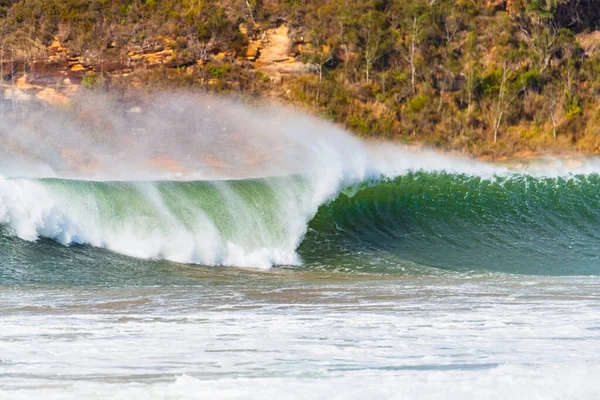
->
[[0, 176, 317, 268], [302, 172, 600, 275], [2, 93, 600, 275], [2, 170, 600, 276]]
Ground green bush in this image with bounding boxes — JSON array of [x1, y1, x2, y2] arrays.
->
[[408, 95, 428, 113], [519, 70, 542, 92], [256, 71, 270, 82], [565, 91, 581, 120], [208, 64, 231, 77], [81, 74, 97, 89]]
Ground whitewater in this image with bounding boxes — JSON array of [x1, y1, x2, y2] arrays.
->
[[0, 92, 499, 269], [2, 93, 600, 399]]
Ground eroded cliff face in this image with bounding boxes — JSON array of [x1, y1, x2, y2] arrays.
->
[[0, 21, 311, 107], [3, 0, 600, 159]]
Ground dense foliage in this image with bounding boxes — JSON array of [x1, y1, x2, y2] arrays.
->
[[2, 0, 600, 157]]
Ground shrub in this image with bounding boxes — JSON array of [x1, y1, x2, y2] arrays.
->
[[81, 73, 97, 89], [408, 95, 428, 113]]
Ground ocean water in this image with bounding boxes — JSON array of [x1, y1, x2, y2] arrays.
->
[[2, 172, 600, 399], [2, 96, 600, 398]]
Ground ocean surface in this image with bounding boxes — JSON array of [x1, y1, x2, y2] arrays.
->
[[2, 171, 600, 399], [1, 96, 600, 398]]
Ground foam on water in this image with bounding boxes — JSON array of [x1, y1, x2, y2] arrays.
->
[[2, 93, 600, 399], [1, 275, 600, 399], [5, 366, 600, 400]]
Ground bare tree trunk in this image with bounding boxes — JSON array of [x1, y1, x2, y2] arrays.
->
[[551, 110, 557, 139], [493, 65, 510, 143], [409, 16, 418, 94], [316, 64, 322, 101], [467, 68, 474, 116], [550, 98, 558, 140], [401, 16, 419, 94], [311, 53, 330, 101], [494, 110, 504, 143], [245, 0, 256, 24], [339, 22, 349, 73], [364, 31, 373, 84]]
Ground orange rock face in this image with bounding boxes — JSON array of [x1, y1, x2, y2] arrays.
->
[[150, 156, 192, 175], [60, 148, 99, 172], [35, 88, 70, 107]]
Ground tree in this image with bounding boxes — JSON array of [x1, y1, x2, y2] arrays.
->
[[402, 15, 420, 94], [303, 44, 332, 101], [392, 0, 428, 95], [491, 64, 525, 143], [358, 10, 387, 84], [463, 32, 480, 117], [549, 96, 558, 140]]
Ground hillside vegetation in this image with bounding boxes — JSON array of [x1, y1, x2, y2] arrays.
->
[[2, 0, 600, 158]]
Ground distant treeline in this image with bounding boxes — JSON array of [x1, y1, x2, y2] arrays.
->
[[2, 0, 600, 157]]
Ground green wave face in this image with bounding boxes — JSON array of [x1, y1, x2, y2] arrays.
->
[[301, 173, 600, 275], [0, 176, 319, 272], [2, 172, 600, 282], [43, 177, 309, 252]]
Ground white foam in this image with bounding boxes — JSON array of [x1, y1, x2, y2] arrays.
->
[[0, 97, 501, 268], [0, 177, 305, 269], [4, 366, 600, 400], [2, 276, 600, 399]]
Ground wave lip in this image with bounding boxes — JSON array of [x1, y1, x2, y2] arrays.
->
[[4, 92, 600, 272], [3, 170, 600, 276], [0, 102, 504, 270]]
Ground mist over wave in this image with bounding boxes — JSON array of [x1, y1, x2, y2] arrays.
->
[[0, 91, 494, 181], [2, 92, 600, 270], [0, 92, 486, 268]]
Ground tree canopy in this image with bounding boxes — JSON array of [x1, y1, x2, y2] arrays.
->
[[2, 0, 600, 157]]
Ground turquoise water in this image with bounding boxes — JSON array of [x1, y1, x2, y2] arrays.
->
[[2, 172, 600, 283], [2, 172, 600, 399]]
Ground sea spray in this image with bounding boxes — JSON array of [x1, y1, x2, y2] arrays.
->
[[0, 92, 495, 268], [3, 92, 600, 270], [0, 91, 495, 181]]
